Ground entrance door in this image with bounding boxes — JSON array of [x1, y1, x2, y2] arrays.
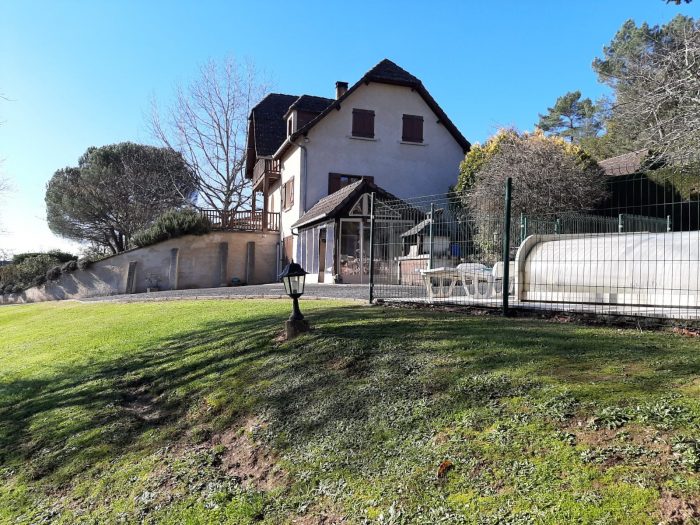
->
[[318, 229, 326, 283]]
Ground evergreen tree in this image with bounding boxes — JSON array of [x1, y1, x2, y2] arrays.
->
[[537, 91, 601, 143]]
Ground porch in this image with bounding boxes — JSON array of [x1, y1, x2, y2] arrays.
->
[[199, 209, 280, 232]]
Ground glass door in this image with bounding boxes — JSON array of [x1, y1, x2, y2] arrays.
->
[[339, 219, 363, 284]]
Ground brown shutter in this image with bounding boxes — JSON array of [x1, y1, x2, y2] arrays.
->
[[402, 114, 423, 143], [283, 235, 293, 266], [352, 109, 375, 138]]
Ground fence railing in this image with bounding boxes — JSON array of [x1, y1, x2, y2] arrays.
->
[[199, 209, 280, 232], [368, 170, 700, 322]]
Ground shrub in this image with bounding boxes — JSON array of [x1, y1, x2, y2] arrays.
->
[[12, 250, 76, 265], [46, 266, 62, 282], [61, 260, 78, 274], [0, 254, 63, 292], [132, 208, 212, 248], [2, 283, 14, 294], [30, 275, 47, 288], [77, 258, 92, 271]]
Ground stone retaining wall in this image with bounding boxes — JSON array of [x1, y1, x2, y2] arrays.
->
[[0, 232, 279, 304]]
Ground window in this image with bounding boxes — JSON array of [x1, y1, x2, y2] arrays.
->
[[282, 178, 294, 210], [352, 109, 375, 138], [402, 114, 424, 143], [328, 173, 374, 194], [287, 117, 293, 137]]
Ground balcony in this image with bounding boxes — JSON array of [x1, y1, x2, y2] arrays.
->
[[199, 209, 280, 232], [252, 158, 281, 192]]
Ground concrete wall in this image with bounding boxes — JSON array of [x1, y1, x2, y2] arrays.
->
[[0, 231, 279, 304]]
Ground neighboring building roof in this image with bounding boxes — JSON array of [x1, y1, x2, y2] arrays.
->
[[292, 178, 401, 229], [284, 95, 335, 118], [598, 149, 653, 177], [249, 93, 299, 157], [276, 58, 471, 158]]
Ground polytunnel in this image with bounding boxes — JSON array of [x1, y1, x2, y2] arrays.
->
[[514, 231, 700, 308]]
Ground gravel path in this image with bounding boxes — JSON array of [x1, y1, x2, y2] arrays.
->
[[80, 283, 370, 303]]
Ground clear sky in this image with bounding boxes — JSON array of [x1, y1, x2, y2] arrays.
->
[[1, 0, 698, 255]]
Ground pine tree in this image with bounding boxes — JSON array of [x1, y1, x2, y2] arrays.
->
[[537, 91, 602, 143]]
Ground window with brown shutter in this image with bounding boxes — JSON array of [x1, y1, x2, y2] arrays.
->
[[283, 178, 294, 210], [328, 173, 374, 194], [352, 109, 375, 138], [402, 114, 424, 143]]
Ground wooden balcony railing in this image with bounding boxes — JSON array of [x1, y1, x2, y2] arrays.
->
[[199, 209, 280, 232], [253, 158, 281, 190]]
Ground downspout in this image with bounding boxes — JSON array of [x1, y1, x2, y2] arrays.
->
[[276, 135, 309, 265]]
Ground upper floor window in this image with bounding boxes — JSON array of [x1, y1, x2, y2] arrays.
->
[[402, 114, 424, 143], [352, 109, 375, 138], [283, 177, 294, 211], [329, 173, 374, 194], [287, 117, 293, 137]]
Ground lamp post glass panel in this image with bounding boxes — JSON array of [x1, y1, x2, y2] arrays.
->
[[280, 262, 307, 321]]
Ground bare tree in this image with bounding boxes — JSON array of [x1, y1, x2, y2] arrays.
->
[[465, 130, 607, 262], [607, 19, 700, 163], [151, 57, 269, 218]]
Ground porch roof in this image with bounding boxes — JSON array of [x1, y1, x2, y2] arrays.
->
[[292, 179, 399, 230]]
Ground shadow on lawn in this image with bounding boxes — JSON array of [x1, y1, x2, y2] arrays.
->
[[1, 304, 698, 482]]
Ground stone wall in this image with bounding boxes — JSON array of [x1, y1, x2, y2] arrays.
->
[[0, 231, 279, 304]]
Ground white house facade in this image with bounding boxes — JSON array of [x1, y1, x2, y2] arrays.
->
[[245, 59, 470, 284]]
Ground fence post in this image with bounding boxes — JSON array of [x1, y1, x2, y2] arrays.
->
[[520, 213, 525, 244], [555, 218, 561, 235], [368, 192, 376, 304], [618, 213, 624, 233], [667, 215, 672, 232], [428, 203, 435, 270], [502, 177, 512, 316]]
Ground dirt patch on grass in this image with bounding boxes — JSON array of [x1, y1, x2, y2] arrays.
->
[[658, 491, 700, 524], [292, 508, 347, 524], [212, 417, 286, 491], [119, 381, 168, 423]]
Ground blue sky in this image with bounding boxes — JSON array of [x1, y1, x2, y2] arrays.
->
[[1, 0, 698, 255]]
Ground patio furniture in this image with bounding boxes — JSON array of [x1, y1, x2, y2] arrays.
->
[[419, 262, 513, 300]]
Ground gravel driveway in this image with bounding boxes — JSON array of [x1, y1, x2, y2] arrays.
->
[[81, 283, 370, 303]]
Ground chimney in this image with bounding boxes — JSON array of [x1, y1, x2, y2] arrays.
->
[[335, 81, 348, 99]]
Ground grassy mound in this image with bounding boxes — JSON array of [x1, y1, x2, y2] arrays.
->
[[1, 300, 700, 524]]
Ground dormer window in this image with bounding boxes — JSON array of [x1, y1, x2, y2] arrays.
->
[[352, 109, 375, 138], [402, 114, 423, 143], [287, 117, 293, 137]]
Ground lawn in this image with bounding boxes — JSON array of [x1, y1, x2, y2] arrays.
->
[[1, 300, 700, 524]]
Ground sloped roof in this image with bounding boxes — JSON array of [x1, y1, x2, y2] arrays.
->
[[292, 179, 401, 229], [250, 93, 298, 157], [285, 95, 335, 118], [276, 58, 470, 158], [598, 149, 652, 177]]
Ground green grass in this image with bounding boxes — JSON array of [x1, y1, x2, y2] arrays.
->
[[1, 300, 700, 524]]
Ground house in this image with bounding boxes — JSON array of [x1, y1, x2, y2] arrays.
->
[[245, 59, 470, 284]]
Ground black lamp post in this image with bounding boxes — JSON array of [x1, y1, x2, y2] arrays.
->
[[279, 261, 308, 322]]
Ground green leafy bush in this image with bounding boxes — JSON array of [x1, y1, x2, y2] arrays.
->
[[0, 254, 64, 293], [46, 266, 62, 282], [61, 260, 78, 274], [12, 250, 76, 265], [132, 208, 212, 248], [77, 258, 92, 271]]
